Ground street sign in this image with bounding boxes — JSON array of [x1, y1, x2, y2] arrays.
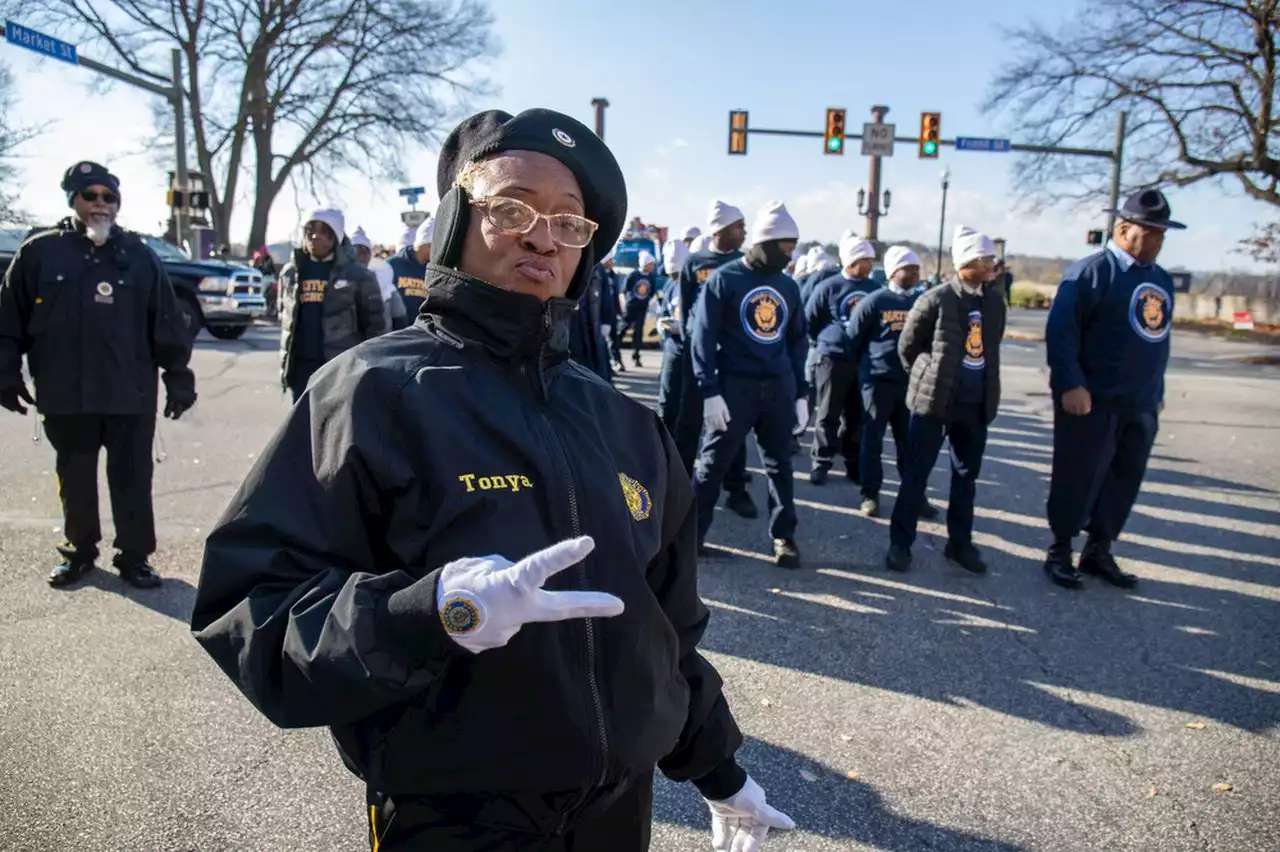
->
[[1233, 311, 1255, 331], [956, 136, 1012, 153], [861, 123, 895, 157], [400, 210, 428, 227], [5, 21, 77, 65]]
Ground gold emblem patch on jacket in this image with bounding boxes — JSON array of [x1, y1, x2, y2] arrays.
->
[[619, 473, 652, 521]]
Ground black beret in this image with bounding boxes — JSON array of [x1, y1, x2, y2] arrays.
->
[[436, 109, 627, 259], [60, 161, 121, 207]]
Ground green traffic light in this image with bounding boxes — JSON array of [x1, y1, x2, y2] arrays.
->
[[923, 140, 938, 156], [828, 137, 842, 152]]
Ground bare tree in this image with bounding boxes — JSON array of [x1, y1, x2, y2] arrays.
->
[[1238, 220, 1280, 263], [0, 64, 39, 224], [22, 0, 496, 247], [984, 0, 1279, 211]]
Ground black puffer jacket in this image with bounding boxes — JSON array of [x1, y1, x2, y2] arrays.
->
[[191, 266, 744, 821], [0, 218, 194, 415], [899, 278, 1005, 423]]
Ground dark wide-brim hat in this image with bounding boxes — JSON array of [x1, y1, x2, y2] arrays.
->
[[1104, 188, 1185, 230], [435, 108, 627, 263]]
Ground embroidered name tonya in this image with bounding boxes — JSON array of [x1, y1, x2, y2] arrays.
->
[[459, 473, 534, 493]]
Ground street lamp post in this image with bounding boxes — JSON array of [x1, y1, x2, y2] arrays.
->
[[936, 166, 951, 282]]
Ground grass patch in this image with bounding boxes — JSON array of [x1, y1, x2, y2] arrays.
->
[[1172, 317, 1280, 345], [1009, 284, 1053, 309]]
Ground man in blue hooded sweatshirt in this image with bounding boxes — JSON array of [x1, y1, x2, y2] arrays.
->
[[620, 251, 657, 368]]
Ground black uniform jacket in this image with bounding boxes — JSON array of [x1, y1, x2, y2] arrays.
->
[[190, 265, 744, 816], [0, 218, 194, 415]]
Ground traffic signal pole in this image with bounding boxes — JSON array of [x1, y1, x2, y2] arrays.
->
[[730, 109, 1128, 242]]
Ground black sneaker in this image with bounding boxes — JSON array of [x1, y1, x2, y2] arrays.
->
[[117, 562, 162, 589], [860, 495, 880, 517], [885, 545, 911, 572], [724, 489, 758, 519], [918, 499, 940, 520], [809, 467, 828, 485], [632, 354, 642, 368], [1043, 540, 1083, 589], [773, 539, 801, 569], [48, 560, 95, 588], [944, 541, 988, 574], [1079, 539, 1137, 589]]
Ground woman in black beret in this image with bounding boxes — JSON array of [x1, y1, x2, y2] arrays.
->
[[190, 109, 793, 851]]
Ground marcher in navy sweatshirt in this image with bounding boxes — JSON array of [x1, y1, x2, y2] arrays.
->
[[845, 246, 938, 521], [805, 237, 879, 484], [620, 251, 658, 367], [1043, 189, 1184, 590], [692, 202, 808, 568]]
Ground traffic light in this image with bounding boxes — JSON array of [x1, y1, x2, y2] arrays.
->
[[919, 112, 941, 158], [728, 110, 748, 155], [166, 189, 183, 207], [824, 108, 846, 155]]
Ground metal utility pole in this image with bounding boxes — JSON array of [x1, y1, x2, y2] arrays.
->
[[937, 166, 950, 281], [1105, 110, 1128, 234], [863, 105, 890, 241], [170, 49, 188, 253], [591, 98, 610, 140]]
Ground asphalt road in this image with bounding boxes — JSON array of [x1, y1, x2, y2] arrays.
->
[[1, 312, 1277, 852]]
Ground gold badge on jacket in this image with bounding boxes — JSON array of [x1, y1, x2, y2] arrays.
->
[[619, 473, 652, 521], [94, 281, 114, 304]]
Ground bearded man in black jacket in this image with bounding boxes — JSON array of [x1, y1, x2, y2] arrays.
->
[[190, 109, 793, 852]]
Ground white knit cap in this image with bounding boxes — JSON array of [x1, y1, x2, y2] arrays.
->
[[708, 200, 745, 234], [749, 201, 799, 244], [690, 233, 713, 253], [812, 251, 839, 274], [414, 217, 434, 247], [662, 239, 689, 275], [350, 226, 372, 249], [682, 225, 702, 241], [884, 245, 922, 279], [304, 207, 345, 245], [839, 234, 876, 267], [638, 250, 656, 270], [793, 255, 811, 276], [401, 226, 416, 249], [952, 225, 995, 270]]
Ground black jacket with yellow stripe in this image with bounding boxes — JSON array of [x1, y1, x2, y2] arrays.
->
[[190, 267, 744, 823]]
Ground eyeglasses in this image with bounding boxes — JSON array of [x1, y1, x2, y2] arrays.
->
[[80, 190, 120, 205], [470, 196, 597, 249]]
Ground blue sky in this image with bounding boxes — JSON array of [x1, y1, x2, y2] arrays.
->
[[3, 0, 1270, 272]]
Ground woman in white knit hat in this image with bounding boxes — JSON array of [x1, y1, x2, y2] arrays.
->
[[886, 225, 1005, 574]]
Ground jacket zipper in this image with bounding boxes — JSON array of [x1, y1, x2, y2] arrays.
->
[[533, 396, 610, 834]]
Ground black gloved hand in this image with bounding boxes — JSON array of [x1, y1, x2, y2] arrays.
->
[[0, 383, 35, 415], [164, 393, 196, 420]]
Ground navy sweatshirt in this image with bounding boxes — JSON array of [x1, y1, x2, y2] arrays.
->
[[387, 246, 428, 319], [799, 270, 835, 308], [679, 249, 743, 337], [623, 270, 657, 320], [845, 286, 916, 385], [691, 259, 809, 397], [1046, 243, 1173, 411], [294, 255, 333, 363], [806, 273, 879, 360], [954, 292, 987, 405]]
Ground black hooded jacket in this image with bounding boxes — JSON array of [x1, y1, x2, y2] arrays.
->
[[190, 266, 744, 817], [0, 217, 194, 415]]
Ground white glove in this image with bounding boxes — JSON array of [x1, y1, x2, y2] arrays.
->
[[436, 536, 623, 654], [792, 398, 809, 436], [704, 394, 731, 433], [706, 776, 796, 852]]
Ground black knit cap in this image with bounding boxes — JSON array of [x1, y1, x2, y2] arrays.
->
[[436, 109, 627, 259], [60, 161, 121, 207]]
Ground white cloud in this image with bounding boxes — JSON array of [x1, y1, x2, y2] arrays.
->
[[670, 137, 689, 148]]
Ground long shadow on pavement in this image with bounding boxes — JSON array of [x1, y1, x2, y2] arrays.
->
[[76, 570, 198, 625], [654, 737, 1029, 851]]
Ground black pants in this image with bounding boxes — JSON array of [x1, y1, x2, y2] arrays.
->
[[696, 375, 797, 541], [620, 317, 646, 360], [1047, 407, 1158, 543], [811, 355, 862, 475], [860, 381, 910, 499], [657, 337, 684, 432], [890, 403, 988, 548], [43, 414, 157, 565], [367, 774, 653, 851], [672, 350, 748, 490]]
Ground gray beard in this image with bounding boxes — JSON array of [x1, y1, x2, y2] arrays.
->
[[79, 214, 112, 245]]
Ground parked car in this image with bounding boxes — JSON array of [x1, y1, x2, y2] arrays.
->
[[1, 228, 266, 341], [138, 235, 267, 340]]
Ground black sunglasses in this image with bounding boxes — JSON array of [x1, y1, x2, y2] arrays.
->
[[80, 190, 120, 204]]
